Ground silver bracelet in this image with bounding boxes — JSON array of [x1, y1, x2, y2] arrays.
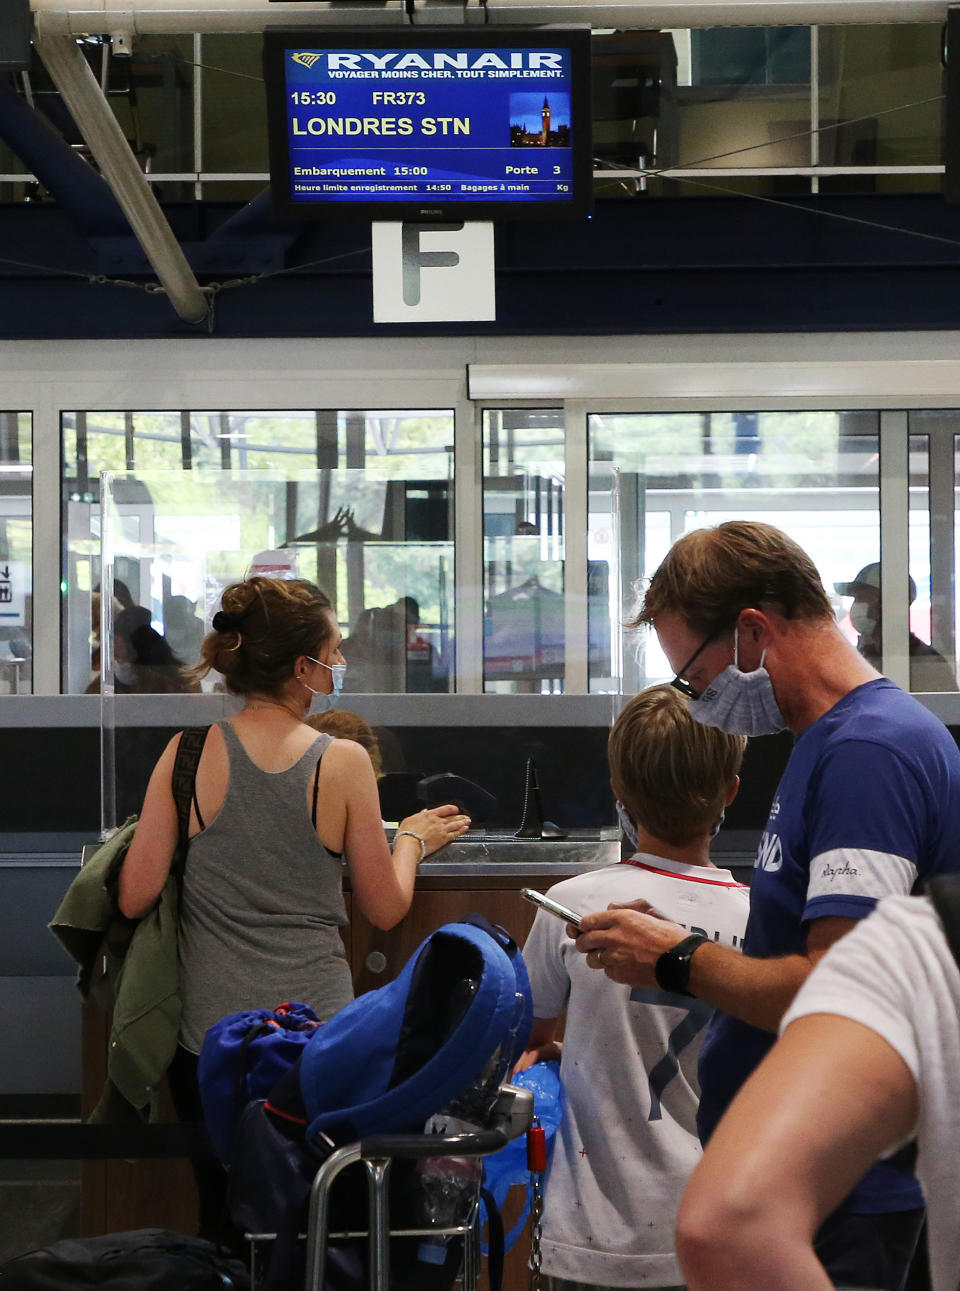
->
[[395, 829, 427, 863]]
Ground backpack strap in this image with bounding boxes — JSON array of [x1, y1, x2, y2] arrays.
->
[[927, 874, 960, 968], [171, 726, 209, 879]]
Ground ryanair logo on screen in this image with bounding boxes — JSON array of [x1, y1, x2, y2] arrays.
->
[[291, 51, 564, 72]]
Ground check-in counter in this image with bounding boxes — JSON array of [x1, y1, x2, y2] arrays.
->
[[352, 833, 619, 992]]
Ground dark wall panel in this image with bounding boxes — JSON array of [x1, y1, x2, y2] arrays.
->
[[0, 729, 99, 833], [4, 194, 960, 338], [3, 718, 956, 843], [105, 721, 795, 834]]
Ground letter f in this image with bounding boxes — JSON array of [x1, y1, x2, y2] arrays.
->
[[401, 223, 462, 306]]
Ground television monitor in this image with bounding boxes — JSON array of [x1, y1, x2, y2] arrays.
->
[[263, 27, 592, 220]]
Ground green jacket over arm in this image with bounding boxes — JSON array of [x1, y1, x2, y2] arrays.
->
[[48, 817, 182, 1123]]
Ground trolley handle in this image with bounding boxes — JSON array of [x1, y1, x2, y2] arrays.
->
[[359, 1129, 509, 1161]]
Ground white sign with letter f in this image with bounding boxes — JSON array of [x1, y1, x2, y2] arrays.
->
[[372, 221, 495, 322]]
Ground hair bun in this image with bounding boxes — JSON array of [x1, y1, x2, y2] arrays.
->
[[212, 610, 242, 633]]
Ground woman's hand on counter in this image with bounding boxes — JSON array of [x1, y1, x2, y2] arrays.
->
[[396, 803, 471, 860]]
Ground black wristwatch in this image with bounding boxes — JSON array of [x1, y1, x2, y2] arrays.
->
[[654, 932, 708, 996]]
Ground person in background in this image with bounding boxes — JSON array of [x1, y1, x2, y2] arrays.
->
[[116, 606, 199, 694], [516, 685, 750, 1291], [306, 708, 384, 777], [88, 580, 138, 684], [341, 596, 447, 694], [163, 594, 206, 669], [118, 575, 469, 1238], [571, 521, 960, 1291], [835, 561, 957, 693], [87, 604, 200, 695], [675, 889, 960, 1291]]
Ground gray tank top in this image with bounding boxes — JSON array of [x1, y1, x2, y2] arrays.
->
[[178, 720, 353, 1053]]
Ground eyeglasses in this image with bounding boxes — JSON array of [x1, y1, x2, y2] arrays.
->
[[670, 629, 722, 700]]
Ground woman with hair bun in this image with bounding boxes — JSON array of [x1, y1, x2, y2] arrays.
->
[[118, 575, 469, 1238]]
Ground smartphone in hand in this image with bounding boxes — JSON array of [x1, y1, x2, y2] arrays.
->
[[521, 887, 583, 929]]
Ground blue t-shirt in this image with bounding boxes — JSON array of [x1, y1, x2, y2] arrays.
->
[[698, 678, 960, 1213]]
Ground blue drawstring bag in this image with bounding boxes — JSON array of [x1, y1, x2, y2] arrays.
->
[[198, 1000, 321, 1165], [480, 1060, 564, 1254]]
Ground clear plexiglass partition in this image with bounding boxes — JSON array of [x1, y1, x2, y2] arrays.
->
[[97, 465, 624, 840], [97, 468, 455, 836]]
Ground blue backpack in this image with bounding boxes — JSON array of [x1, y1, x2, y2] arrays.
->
[[299, 916, 532, 1143]]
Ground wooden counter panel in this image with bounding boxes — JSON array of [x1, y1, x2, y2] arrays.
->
[[351, 885, 536, 996]]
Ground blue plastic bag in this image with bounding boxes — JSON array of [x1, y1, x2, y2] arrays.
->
[[480, 1060, 564, 1254]]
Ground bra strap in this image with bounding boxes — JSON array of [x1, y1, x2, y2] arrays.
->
[[311, 755, 322, 828]]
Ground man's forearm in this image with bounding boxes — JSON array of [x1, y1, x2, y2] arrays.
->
[[686, 942, 814, 1033], [576, 909, 857, 1030], [686, 913, 859, 1031]]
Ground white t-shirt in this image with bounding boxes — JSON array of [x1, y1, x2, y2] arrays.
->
[[782, 895, 960, 1291], [523, 857, 750, 1287]]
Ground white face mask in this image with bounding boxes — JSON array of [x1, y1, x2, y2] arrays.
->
[[616, 799, 639, 851], [617, 798, 724, 847], [302, 656, 346, 715], [849, 600, 878, 641], [688, 626, 787, 737]]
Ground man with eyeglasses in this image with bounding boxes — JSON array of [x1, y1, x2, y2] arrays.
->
[[573, 520, 960, 1291]]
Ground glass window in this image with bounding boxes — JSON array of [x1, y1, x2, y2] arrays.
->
[[62, 410, 454, 695], [200, 35, 269, 180], [588, 410, 881, 689], [904, 430, 958, 690], [482, 410, 565, 693], [0, 129, 29, 204], [109, 35, 196, 182], [677, 27, 812, 173], [818, 25, 942, 176], [903, 412, 960, 692], [1, 23, 949, 202], [589, 462, 621, 694], [591, 31, 680, 193], [27, 36, 197, 201], [0, 413, 32, 695]]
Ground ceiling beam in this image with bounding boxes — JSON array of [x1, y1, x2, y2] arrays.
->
[[33, 16, 210, 326], [28, 0, 953, 33]]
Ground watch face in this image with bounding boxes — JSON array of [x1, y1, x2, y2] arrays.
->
[[655, 933, 707, 996]]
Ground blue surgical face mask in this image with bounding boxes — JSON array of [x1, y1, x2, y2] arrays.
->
[[303, 656, 346, 714], [687, 626, 787, 737], [616, 799, 640, 851]]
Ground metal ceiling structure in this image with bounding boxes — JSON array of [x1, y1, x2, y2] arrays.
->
[[20, 0, 959, 325], [32, 20, 210, 324], [27, 0, 955, 34]]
